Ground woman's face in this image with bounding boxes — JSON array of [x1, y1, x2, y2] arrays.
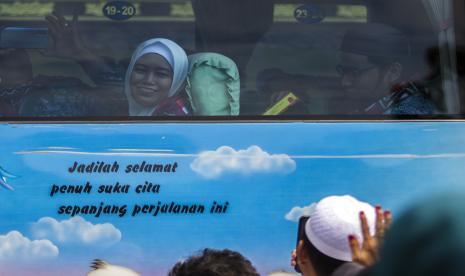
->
[[130, 53, 173, 107]]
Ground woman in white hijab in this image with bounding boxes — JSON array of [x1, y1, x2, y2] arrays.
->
[[125, 38, 189, 116]]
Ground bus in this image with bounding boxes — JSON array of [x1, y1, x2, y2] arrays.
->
[[0, 0, 464, 275]]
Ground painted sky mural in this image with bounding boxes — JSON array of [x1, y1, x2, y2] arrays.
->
[[1, 122, 465, 275]]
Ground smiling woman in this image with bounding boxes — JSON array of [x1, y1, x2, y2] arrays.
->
[[125, 38, 190, 116], [131, 54, 173, 107]]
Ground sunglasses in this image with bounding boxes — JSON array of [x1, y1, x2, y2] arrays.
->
[[336, 65, 377, 80]]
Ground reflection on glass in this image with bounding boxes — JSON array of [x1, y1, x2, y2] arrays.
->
[[0, 0, 463, 118]]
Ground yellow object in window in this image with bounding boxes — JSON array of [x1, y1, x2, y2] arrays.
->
[[263, 92, 299, 115]]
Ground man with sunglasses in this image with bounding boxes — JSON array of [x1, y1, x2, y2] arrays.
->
[[338, 23, 437, 115]]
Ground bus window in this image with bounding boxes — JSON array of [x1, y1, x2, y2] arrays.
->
[[0, 0, 463, 119]]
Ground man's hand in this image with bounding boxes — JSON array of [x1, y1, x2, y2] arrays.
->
[[348, 206, 392, 267], [291, 240, 317, 276]]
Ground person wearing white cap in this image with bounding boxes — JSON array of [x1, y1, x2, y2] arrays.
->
[[293, 195, 376, 276]]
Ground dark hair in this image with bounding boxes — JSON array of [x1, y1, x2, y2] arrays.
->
[[168, 248, 260, 276], [304, 235, 345, 276]]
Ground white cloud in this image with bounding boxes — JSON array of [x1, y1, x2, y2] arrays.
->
[[31, 217, 121, 247], [0, 231, 58, 261], [190, 146, 296, 178], [285, 203, 317, 222]]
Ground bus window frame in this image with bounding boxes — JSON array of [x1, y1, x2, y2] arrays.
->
[[2, 114, 465, 124], [1, 0, 464, 122]]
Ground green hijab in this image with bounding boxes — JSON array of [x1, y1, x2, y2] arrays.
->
[[374, 192, 465, 276], [186, 53, 240, 116]]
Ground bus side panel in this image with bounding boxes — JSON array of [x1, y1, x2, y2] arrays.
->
[[0, 122, 463, 275]]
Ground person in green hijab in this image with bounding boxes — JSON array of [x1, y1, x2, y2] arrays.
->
[[373, 192, 465, 276], [185, 53, 240, 116]]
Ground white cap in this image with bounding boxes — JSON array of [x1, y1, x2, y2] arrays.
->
[[305, 195, 375, 261]]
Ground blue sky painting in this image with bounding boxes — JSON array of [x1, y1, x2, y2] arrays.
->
[[1, 122, 465, 275]]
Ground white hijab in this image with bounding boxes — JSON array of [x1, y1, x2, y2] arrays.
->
[[125, 38, 188, 116]]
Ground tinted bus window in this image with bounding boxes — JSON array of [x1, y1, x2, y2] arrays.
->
[[0, 0, 464, 119]]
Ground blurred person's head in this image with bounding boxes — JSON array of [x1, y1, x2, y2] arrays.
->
[[168, 248, 259, 276], [338, 24, 411, 105], [87, 259, 139, 276], [125, 38, 188, 116], [374, 192, 465, 276], [0, 49, 33, 89], [300, 195, 375, 276]]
